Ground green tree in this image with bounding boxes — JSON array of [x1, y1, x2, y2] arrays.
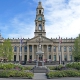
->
[[2, 39, 14, 61], [72, 34, 80, 61], [0, 43, 3, 59]]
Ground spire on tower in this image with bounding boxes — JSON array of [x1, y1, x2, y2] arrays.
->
[[37, 1, 43, 8]]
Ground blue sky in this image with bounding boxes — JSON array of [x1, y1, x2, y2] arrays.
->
[[0, 0, 80, 39]]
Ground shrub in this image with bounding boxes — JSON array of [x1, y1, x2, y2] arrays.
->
[[48, 65, 63, 70], [0, 70, 34, 78], [47, 66, 55, 70], [66, 62, 80, 70], [46, 70, 80, 79], [0, 63, 24, 70], [0, 71, 10, 78], [23, 66, 33, 70]]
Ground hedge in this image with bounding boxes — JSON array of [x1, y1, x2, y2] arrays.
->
[[0, 70, 34, 79], [65, 62, 80, 70], [0, 63, 32, 70], [46, 70, 80, 79]]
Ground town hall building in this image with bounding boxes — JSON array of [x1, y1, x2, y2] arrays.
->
[[0, 1, 75, 64]]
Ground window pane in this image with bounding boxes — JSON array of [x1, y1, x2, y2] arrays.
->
[[64, 46, 67, 52], [69, 46, 72, 52], [48, 46, 51, 52], [24, 46, 27, 52], [14, 46, 17, 52], [54, 46, 56, 52], [39, 24, 42, 30]]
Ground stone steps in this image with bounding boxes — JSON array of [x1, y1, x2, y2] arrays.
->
[[30, 66, 49, 73]]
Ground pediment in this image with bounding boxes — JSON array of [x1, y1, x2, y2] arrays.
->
[[27, 36, 53, 43]]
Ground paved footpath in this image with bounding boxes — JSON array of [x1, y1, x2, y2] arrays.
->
[[0, 77, 80, 80], [33, 73, 47, 79]]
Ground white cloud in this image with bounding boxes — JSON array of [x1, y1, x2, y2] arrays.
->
[[8, 17, 34, 39], [39, 0, 80, 38], [1, 0, 80, 39]]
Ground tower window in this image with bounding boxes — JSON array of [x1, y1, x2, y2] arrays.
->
[[39, 24, 42, 30], [39, 10, 41, 14]]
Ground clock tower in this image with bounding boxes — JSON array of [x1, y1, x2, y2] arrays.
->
[[34, 1, 46, 37]]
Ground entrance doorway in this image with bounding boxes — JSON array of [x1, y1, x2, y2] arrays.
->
[[24, 55, 27, 64]]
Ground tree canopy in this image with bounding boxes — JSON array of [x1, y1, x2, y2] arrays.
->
[[72, 34, 80, 61], [0, 39, 14, 62]]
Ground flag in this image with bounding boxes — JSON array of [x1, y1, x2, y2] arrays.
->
[[59, 36, 62, 44]]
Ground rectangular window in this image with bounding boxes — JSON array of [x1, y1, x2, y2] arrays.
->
[[54, 46, 56, 52], [24, 46, 27, 52], [54, 55, 56, 61], [48, 45, 51, 52], [64, 46, 67, 52], [14, 46, 17, 52], [69, 46, 72, 52]]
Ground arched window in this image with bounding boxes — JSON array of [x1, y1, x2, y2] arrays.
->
[[39, 10, 41, 14], [39, 24, 42, 30]]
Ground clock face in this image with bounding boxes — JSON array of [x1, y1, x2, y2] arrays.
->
[[38, 17, 42, 21]]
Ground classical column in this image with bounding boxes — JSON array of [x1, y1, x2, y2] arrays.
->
[[27, 45, 29, 61], [67, 46, 69, 61], [61, 46, 64, 61], [56, 46, 59, 61], [32, 45, 34, 61], [51, 45, 53, 61], [47, 45, 49, 61], [16, 46, 19, 61], [22, 46, 24, 61]]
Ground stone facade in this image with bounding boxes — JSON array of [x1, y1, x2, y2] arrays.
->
[[0, 2, 75, 63]]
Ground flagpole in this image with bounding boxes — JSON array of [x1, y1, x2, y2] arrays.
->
[[20, 38, 22, 64], [59, 36, 61, 65]]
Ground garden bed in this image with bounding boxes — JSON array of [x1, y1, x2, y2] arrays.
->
[[46, 62, 80, 79], [0, 63, 34, 79], [46, 70, 80, 79]]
